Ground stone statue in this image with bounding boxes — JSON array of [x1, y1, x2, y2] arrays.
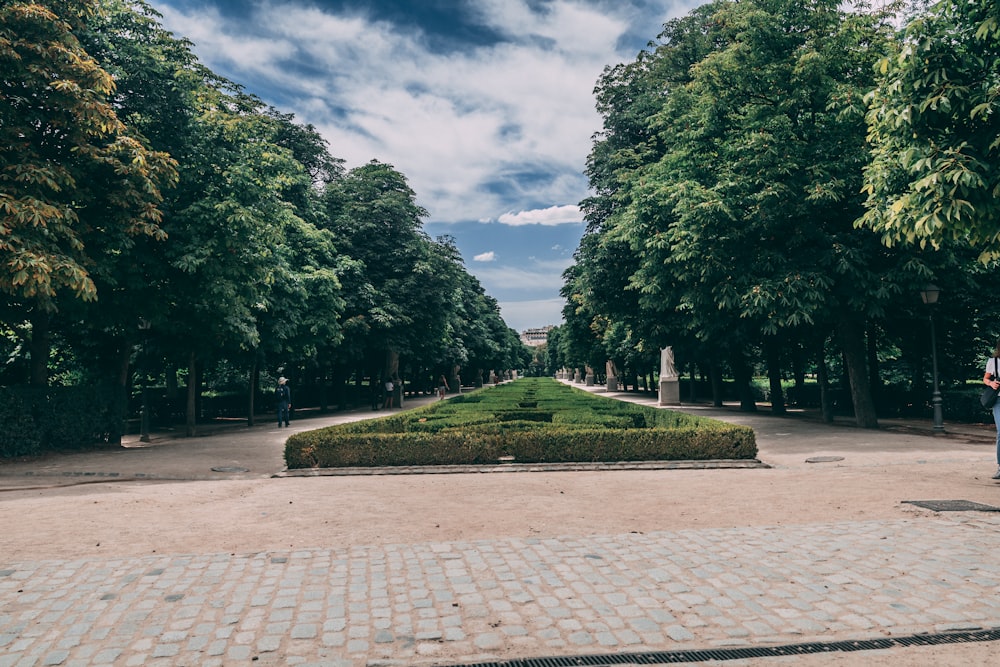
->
[[660, 347, 678, 379], [658, 346, 680, 406]]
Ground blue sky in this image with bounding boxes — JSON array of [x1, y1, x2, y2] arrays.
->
[[146, 0, 703, 332]]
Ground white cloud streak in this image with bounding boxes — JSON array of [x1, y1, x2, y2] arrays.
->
[[473, 251, 496, 262], [497, 204, 582, 226], [472, 262, 572, 292]]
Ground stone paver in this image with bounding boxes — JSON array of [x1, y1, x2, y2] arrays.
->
[[4, 386, 1000, 665], [3, 514, 1000, 665]]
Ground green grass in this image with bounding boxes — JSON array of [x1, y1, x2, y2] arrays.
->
[[284, 377, 757, 468]]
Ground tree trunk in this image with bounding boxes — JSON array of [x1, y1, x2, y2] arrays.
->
[[731, 356, 757, 412], [837, 317, 879, 428], [166, 366, 178, 398], [866, 325, 880, 412], [28, 310, 51, 386], [817, 337, 834, 423], [765, 337, 786, 415], [247, 351, 258, 427], [791, 343, 805, 406], [334, 364, 348, 411], [384, 349, 399, 381], [186, 351, 197, 437], [111, 342, 132, 446], [710, 363, 724, 407]]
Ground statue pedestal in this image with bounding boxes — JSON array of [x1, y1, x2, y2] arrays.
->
[[585, 373, 595, 386], [606, 375, 618, 392], [658, 379, 680, 406]]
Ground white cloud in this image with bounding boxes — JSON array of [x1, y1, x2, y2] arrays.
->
[[471, 0, 627, 55], [471, 262, 571, 292], [148, 0, 699, 334], [496, 204, 582, 226], [149, 1, 676, 223]]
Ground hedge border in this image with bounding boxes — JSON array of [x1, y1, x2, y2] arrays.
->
[[285, 379, 757, 469]]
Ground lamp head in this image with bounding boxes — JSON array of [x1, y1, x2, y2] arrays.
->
[[920, 283, 940, 305]]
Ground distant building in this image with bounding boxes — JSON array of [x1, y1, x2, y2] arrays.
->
[[520, 326, 554, 347]]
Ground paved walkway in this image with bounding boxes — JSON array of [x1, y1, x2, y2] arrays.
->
[[2, 385, 1000, 666]]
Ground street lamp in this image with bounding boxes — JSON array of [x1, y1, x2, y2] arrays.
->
[[138, 318, 152, 443], [919, 284, 944, 433]]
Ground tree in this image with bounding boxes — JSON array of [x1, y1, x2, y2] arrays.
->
[[0, 0, 175, 384], [322, 161, 434, 382], [579, 0, 911, 426], [861, 0, 1000, 260]]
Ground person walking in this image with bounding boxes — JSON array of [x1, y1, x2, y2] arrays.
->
[[275, 377, 291, 427], [383, 377, 394, 409], [437, 374, 449, 400], [984, 341, 1000, 479]]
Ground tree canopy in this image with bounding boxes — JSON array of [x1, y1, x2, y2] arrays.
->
[[559, 0, 996, 427], [0, 0, 526, 430], [861, 0, 1000, 260]]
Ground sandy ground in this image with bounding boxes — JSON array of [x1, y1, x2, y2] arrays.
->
[[2, 391, 999, 665]]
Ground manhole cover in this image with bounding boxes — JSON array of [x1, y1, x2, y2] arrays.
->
[[211, 466, 249, 473], [805, 456, 844, 463], [902, 500, 1000, 512]]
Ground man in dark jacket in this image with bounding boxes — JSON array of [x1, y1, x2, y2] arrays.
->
[[275, 377, 291, 427]]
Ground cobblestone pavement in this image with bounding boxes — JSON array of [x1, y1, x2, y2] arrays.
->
[[3, 514, 1000, 666], [3, 387, 1000, 666]]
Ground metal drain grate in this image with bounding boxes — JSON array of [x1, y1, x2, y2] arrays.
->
[[902, 499, 1000, 512], [447, 628, 1000, 667]]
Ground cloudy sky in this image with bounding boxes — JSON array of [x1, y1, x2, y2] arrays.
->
[[146, 0, 702, 332]]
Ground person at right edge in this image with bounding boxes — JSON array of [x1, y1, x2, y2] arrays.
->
[[984, 341, 1000, 479]]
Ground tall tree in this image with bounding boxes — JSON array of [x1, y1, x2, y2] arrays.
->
[[322, 161, 432, 379], [0, 0, 175, 384], [588, 0, 908, 425]]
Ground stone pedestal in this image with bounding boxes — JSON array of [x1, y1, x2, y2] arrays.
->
[[585, 373, 595, 386], [659, 378, 680, 406], [606, 375, 618, 392]]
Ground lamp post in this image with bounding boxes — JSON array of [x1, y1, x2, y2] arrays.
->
[[919, 284, 944, 433], [138, 318, 152, 443]]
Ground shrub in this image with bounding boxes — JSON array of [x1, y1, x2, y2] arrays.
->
[[0, 385, 125, 458], [285, 377, 757, 469]]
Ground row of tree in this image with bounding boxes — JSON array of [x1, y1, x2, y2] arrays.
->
[[1, 0, 529, 435], [549, 0, 1000, 427]]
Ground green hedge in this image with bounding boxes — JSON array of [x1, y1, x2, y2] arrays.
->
[[0, 385, 125, 458], [285, 378, 757, 469]]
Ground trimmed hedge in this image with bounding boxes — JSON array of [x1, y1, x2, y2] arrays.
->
[[285, 378, 757, 469], [0, 385, 126, 458]]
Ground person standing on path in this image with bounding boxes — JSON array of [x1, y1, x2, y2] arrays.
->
[[275, 377, 292, 427], [984, 340, 1000, 479], [437, 374, 449, 399], [383, 377, 394, 409]]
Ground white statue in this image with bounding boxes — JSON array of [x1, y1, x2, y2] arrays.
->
[[660, 347, 678, 379]]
